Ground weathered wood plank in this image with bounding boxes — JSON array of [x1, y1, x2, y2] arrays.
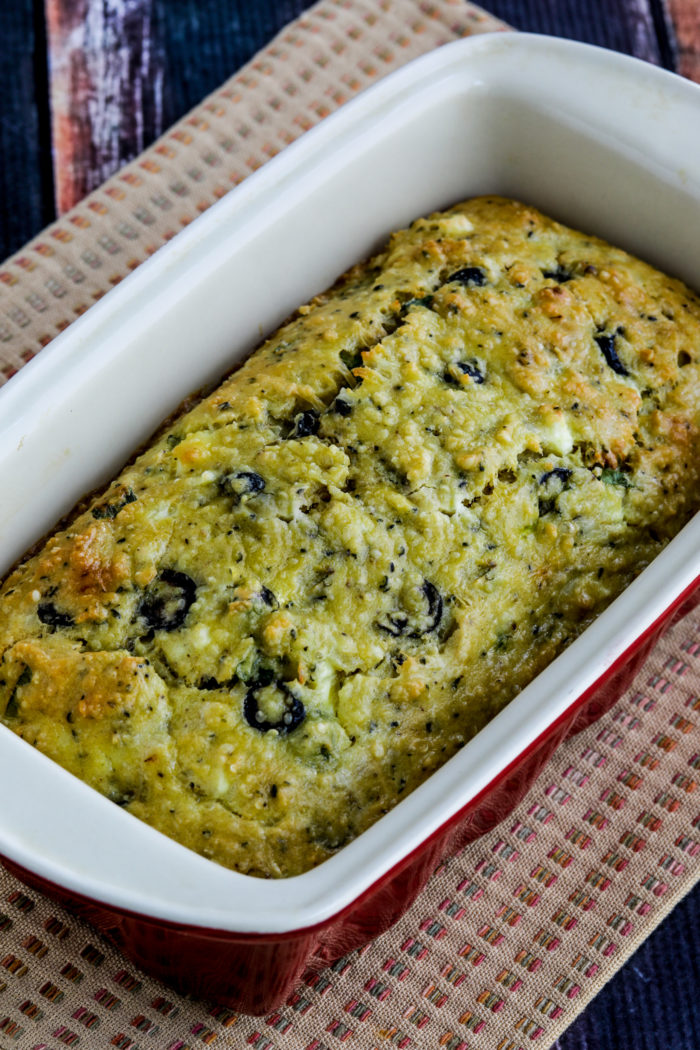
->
[[45, 0, 165, 214], [0, 1, 54, 259], [667, 0, 700, 81]]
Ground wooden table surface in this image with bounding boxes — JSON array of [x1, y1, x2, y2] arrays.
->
[[0, 3, 699, 1048], [2, 0, 699, 262]]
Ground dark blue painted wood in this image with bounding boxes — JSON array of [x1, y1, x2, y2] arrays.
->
[[0, 0, 54, 258], [155, 0, 315, 129], [558, 883, 700, 1049], [485, 0, 677, 67]]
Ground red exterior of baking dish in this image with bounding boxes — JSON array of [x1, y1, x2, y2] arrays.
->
[[4, 579, 698, 1014]]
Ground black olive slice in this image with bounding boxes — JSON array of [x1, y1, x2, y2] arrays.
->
[[542, 265, 573, 283], [377, 613, 409, 638], [447, 266, 487, 286], [538, 467, 572, 517], [376, 579, 443, 639], [219, 470, 266, 503], [444, 359, 485, 386], [139, 569, 197, 631], [243, 675, 305, 734], [457, 360, 485, 384], [290, 410, 320, 438], [37, 602, 75, 629], [595, 330, 629, 376], [539, 467, 572, 486], [415, 580, 443, 637], [259, 586, 277, 608], [197, 675, 237, 691], [235, 470, 265, 493], [333, 396, 352, 417]]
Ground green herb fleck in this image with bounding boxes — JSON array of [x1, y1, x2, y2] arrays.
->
[[402, 294, 434, 312], [601, 468, 632, 488], [92, 487, 137, 520], [340, 348, 363, 372], [4, 665, 31, 719]]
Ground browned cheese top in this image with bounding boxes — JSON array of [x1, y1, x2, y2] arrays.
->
[[1, 197, 699, 877]]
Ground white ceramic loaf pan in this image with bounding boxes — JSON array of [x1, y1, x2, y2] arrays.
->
[[0, 33, 699, 1012]]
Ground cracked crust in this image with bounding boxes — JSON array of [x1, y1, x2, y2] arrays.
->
[[1, 196, 700, 877]]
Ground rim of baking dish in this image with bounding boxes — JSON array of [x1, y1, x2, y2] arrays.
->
[[1, 32, 700, 935]]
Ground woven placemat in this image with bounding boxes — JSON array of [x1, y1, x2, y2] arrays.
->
[[1, 2, 700, 1048]]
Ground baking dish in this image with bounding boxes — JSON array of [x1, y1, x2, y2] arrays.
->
[[1, 32, 700, 1014]]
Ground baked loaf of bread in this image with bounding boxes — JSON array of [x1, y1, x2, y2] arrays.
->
[[1, 197, 699, 878]]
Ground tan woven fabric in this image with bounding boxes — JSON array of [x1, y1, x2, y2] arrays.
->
[[1, 2, 700, 1048]]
